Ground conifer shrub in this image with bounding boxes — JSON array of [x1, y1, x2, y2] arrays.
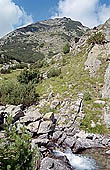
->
[[0, 115, 40, 170], [63, 43, 70, 54], [47, 67, 61, 78], [0, 81, 39, 106], [17, 69, 42, 84]]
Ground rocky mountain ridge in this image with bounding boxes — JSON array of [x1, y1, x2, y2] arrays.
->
[[0, 17, 89, 63]]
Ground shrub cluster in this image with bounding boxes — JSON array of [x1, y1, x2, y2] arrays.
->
[[0, 115, 39, 170], [17, 69, 42, 84], [63, 43, 70, 54], [47, 67, 61, 78], [0, 81, 39, 106], [87, 32, 104, 45]]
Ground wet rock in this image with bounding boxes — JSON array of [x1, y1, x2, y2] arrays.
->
[[74, 138, 104, 153], [40, 157, 72, 170]]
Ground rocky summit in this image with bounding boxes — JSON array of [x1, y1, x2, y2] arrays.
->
[[1, 17, 110, 169]]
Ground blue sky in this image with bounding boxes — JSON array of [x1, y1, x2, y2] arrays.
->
[[0, 0, 110, 37], [13, 0, 59, 22]]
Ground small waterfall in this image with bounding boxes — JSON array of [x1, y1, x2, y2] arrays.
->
[[53, 149, 99, 170]]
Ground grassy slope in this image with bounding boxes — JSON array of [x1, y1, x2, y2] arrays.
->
[[1, 46, 109, 134]]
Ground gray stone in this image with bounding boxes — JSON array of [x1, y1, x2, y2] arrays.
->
[[85, 44, 102, 77], [27, 121, 40, 133], [37, 120, 54, 134], [53, 131, 62, 140], [20, 107, 42, 123], [106, 150, 110, 155], [74, 138, 104, 153], [94, 100, 105, 105], [64, 136, 76, 148], [102, 64, 110, 98], [40, 157, 71, 170], [103, 106, 110, 128], [50, 99, 60, 109], [5, 105, 24, 122]]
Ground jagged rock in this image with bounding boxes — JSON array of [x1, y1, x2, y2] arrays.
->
[[40, 157, 72, 170], [53, 131, 62, 140], [50, 99, 60, 109], [27, 121, 40, 133], [32, 137, 49, 147], [64, 136, 76, 148], [102, 63, 110, 98], [102, 138, 110, 146], [103, 106, 110, 128], [37, 120, 55, 134], [85, 44, 102, 76], [4, 105, 24, 122], [57, 133, 67, 145], [20, 107, 42, 124], [43, 112, 54, 121]]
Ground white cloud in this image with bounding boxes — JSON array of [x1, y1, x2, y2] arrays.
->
[[0, 0, 33, 37], [53, 0, 110, 27]]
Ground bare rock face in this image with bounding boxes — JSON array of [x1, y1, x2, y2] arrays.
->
[[102, 18, 110, 41], [103, 106, 110, 128], [102, 63, 110, 98], [85, 44, 101, 76]]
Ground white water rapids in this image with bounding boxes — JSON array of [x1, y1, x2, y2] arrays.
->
[[53, 149, 99, 170]]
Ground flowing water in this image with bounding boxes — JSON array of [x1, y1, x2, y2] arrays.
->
[[53, 149, 99, 170]]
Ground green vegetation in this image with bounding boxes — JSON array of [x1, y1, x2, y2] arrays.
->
[[83, 92, 92, 101], [80, 99, 108, 134], [2, 43, 45, 63], [0, 81, 39, 106], [0, 115, 40, 170], [63, 43, 70, 54], [47, 67, 61, 78], [87, 32, 104, 45], [17, 68, 42, 84]]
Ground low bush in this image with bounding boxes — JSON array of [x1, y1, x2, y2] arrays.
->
[[83, 92, 92, 101], [0, 115, 40, 170], [87, 32, 104, 45], [63, 43, 70, 54], [0, 81, 39, 106], [17, 69, 42, 84], [47, 67, 61, 78]]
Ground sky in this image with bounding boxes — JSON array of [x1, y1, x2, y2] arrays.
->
[[0, 0, 110, 37]]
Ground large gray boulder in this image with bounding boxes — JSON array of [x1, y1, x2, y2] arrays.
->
[[20, 106, 42, 124], [40, 157, 72, 170], [4, 105, 24, 122]]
